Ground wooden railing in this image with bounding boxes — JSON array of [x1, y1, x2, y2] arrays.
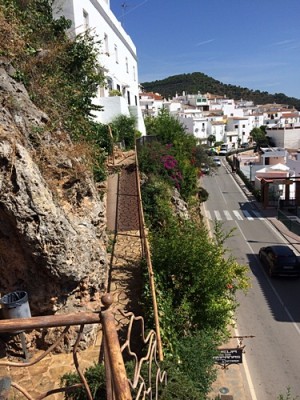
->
[[134, 148, 164, 362], [0, 293, 133, 400], [0, 292, 166, 399]]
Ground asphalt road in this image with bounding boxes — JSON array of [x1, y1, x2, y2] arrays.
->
[[202, 158, 300, 400]]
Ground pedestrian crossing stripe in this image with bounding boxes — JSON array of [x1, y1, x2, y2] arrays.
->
[[224, 210, 233, 220], [243, 210, 254, 220], [252, 210, 264, 220], [214, 210, 222, 221], [233, 210, 243, 220], [205, 209, 263, 221]]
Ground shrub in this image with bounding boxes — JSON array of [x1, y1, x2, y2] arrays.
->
[[61, 363, 106, 399], [110, 114, 137, 150]]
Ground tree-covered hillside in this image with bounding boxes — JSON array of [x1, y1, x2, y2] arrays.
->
[[141, 72, 300, 110]]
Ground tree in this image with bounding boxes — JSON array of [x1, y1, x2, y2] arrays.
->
[[250, 127, 269, 147], [145, 109, 196, 154], [207, 134, 216, 146], [110, 114, 138, 149]]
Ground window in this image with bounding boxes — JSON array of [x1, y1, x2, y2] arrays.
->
[[135, 95, 137, 106], [133, 65, 136, 81], [114, 44, 118, 63], [104, 33, 109, 55], [127, 91, 131, 105], [235, 124, 238, 129], [125, 57, 129, 73], [83, 9, 89, 31], [98, 86, 105, 97]]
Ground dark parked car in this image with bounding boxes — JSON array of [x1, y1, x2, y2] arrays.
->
[[258, 245, 300, 277], [241, 142, 249, 149], [200, 163, 210, 174]]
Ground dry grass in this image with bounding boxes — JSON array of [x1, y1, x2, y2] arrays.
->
[[0, 8, 26, 60]]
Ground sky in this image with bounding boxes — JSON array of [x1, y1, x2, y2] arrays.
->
[[110, 0, 300, 99]]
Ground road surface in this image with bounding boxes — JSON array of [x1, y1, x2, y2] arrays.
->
[[202, 159, 300, 400]]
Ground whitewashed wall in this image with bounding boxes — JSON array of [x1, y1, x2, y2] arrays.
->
[[266, 127, 300, 149]]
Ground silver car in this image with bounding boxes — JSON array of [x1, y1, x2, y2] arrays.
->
[[213, 157, 221, 167]]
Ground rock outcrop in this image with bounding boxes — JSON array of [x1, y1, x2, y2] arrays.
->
[[0, 59, 108, 349]]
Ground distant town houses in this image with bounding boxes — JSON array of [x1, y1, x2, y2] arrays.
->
[[139, 90, 300, 149], [52, 0, 146, 135], [51, 1, 300, 146]]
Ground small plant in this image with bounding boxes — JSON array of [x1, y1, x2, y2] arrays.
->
[[61, 363, 106, 399], [110, 114, 137, 150], [109, 89, 122, 96], [277, 387, 299, 400]]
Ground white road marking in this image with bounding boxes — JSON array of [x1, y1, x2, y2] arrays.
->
[[243, 210, 254, 220], [252, 210, 264, 220], [233, 210, 243, 220], [224, 210, 233, 220], [214, 210, 222, 221], [235, 327, 258, 400], [206, 210, 212, 220]]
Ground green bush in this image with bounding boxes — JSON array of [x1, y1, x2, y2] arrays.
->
[[158, 363, 203, 400], [61, 363, 106, 399], [176, 331, 220, 394], [150, 219, 248, 339], [138, 141, 198, 201], [198, 187, 209, 202], [110, 114, 137, 150]]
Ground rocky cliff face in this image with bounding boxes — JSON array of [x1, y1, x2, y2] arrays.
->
[[0, 59, 108, 349]]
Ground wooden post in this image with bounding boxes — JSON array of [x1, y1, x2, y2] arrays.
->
[[108, 125, 114, 166], [134, 148, 164, 362], [295, 181, 300, 206], [101, 294, 132, 400]]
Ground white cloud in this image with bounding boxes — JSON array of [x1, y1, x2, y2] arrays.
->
[[272, 39, 295, 46], [195, 39, 215, 47]]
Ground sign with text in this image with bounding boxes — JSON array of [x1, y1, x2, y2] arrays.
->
[[214, 348, 243, 365], [273, 179, 293, 185]]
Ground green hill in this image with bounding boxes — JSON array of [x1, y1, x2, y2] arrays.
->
[[141, 72, 300, 110]]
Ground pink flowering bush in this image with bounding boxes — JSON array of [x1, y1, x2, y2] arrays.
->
[[160, 154, 183, 189], [138, 140, 198, 199]]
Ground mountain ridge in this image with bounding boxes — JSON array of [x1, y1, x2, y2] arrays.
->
[[141, 72, 300, 110]]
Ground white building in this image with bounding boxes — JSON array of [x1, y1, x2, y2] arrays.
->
[[52, 0, 146, 135], [178, 112, 208, 143], [226, 116, 252, 146], [139, 91, 164, 117], [207, 120, 226, 143]]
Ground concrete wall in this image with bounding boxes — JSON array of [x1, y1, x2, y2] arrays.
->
[[266, 127, 300, 149]]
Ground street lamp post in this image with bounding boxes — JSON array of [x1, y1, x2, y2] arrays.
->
[[249, 162, 253, 183], [277, 189, 284, 214]]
